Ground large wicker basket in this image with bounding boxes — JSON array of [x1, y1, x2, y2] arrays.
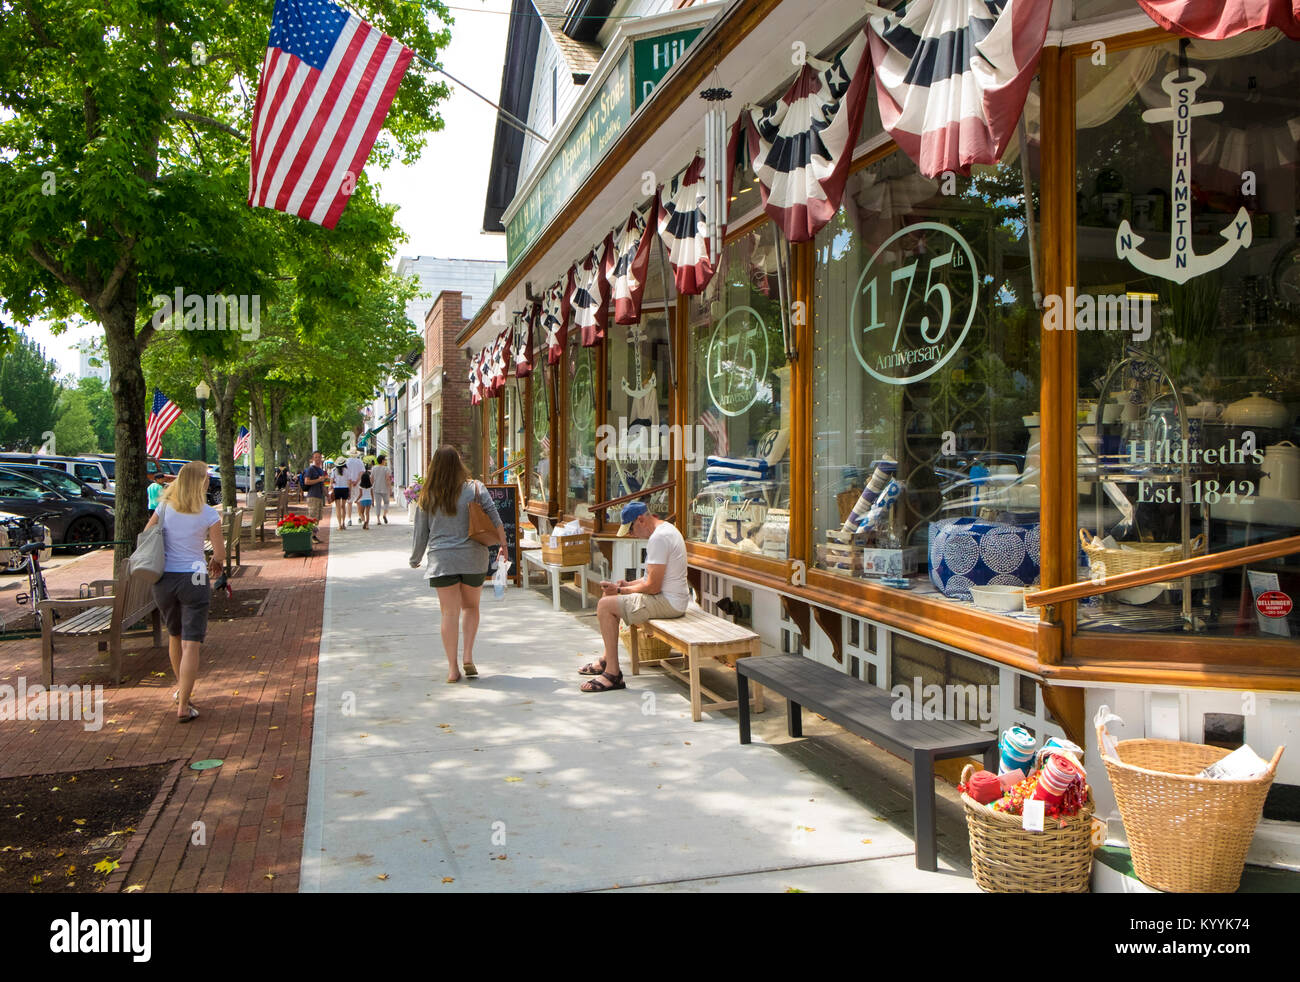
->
[[1079, 528, 1206, 578], [1097, 725, 1283, 892], [960, 764, 1095, 893]]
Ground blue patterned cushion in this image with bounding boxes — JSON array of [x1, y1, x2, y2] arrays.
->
[[928, 517, 1041, 600]]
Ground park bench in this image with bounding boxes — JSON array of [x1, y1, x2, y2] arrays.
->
[[37, 573, 161, 686], [735, 654, 999, 871], [628, 606, 765, 722]]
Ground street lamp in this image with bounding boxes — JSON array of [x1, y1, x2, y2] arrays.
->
[[195, 380, 211, 463]]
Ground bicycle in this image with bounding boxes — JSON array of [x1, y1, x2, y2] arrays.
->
[[9, 513, 58, 634]]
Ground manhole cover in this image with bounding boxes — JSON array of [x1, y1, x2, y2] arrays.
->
[[190, 759, 223, 771]]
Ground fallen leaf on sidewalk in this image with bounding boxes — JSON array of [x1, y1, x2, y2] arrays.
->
[[264, 873, 275, 880], [93, 859, 119, 875], [376, 873, 389, 880], [150, 672, 168, 678], [441, 877, 454, 884], [72, 819, 86, 826], [861, 839, 872, 845], [504, 777, 522, 783], [784, 887, 804, 893], [125, 885, 144, 893]]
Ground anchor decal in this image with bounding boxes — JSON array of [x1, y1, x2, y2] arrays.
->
[[1115, 68, 1252, 285]]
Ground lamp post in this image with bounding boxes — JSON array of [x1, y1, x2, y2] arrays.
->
[[195, 381, 210, 463]]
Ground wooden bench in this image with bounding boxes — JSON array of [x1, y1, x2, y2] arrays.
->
[[628, 607, 766, 722], [735, 654, 998, 871], [519, 548, 589, 611], [37, 573, 161, 686]]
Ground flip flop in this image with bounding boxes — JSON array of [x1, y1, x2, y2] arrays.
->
[[580, 671, 625, 693], [177, 706, 199, 723], [461, 662, 478, 677], [578, 660, 606, 676], [173, 691, 199, 708]]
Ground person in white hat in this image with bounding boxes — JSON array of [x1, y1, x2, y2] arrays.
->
[[340, 449, 365, 526], [580, 501, 689, 692]]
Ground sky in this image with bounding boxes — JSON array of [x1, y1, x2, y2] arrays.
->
[[17, 0, 512, 377]]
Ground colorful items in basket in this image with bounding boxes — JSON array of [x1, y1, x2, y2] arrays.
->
[[998, 725, 1037, 776], [989, 770, 1088, 820], [928, 516, 1042, 601], [966, 770, 1003, 805], [830, 459, 896, 542]]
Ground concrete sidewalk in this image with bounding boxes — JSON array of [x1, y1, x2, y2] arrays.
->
[[302, 515, 977, 893]]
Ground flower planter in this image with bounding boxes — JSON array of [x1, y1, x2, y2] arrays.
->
[[281, 529, 313, 556]]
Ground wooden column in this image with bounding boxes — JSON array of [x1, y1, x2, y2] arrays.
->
[[789, 239, 814, 571]]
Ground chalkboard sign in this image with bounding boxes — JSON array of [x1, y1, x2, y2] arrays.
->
[[485, 483, 521, 584]]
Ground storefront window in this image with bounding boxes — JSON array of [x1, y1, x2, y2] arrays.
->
[[529, 368, 552, 505], [687, 222, 791, 558], [1075, 36, 1300, 639], [602, 310, 673, 523], [812, 129, 1041, 596], [565, 327, 598, 516]]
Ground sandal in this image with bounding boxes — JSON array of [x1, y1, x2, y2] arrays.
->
[[173, 690, 199, 708], [580, 671, 625, 693], [577, 660, 606, 676], [462, 662, 478, 677], [177, 706, 199, 723]]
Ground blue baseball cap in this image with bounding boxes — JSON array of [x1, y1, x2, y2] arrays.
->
[[617, 500, 648, 537]]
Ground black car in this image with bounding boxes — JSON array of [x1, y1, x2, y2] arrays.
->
[[0, 463, 115, 505], [0, 467, 116, 552]]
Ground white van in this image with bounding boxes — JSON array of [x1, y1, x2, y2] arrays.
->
[[0, 454, 115, 493]]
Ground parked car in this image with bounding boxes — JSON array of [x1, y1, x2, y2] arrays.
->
[[0, 463, 115, 505], [0, 468, 115, 552], [233, 464, 265, 493], [0, 453, 114, 493]]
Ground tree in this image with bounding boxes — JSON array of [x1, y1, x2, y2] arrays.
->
[[53, 387, 98, 455], [0, 0, 451, 562], [77, 376, 116, 453], [0, 331, 60, 450]]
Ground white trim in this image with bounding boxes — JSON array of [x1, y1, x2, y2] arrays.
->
[[1044, 10, 1159, 47]]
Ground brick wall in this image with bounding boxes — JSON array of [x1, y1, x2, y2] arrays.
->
[[424, 290, 473, 460]]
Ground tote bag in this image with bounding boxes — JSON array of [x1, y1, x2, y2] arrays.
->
[[468, 482, 499, 546], [127, 504, 167, 581]]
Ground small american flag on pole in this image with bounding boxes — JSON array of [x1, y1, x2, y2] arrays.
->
[[248, 0, 414, 228], [145, 389, 182, 459], [234, 426, 251, 460]]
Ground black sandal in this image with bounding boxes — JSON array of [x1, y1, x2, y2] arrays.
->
[[578, 660, 606, 676], [580, 671, 625, 693]]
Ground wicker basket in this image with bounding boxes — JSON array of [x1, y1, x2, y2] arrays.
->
[[1097, 724, 1282, 892], [620, 625, 673, 662], [1079, 529, 1206, 578], [960, 764, 1095, 893]]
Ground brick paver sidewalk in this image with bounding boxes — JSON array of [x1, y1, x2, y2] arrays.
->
[[0, 515, 329, 892]]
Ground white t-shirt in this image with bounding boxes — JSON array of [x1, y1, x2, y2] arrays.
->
[[371, 464, 392, 494], [159, 503, 222, 574], [342, 457, 365, 485], [646, 521, 690, 612]]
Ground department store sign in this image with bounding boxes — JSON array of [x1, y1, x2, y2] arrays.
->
[[851, 222, 978, 385], [632, 28, 702, 109], [506, 53, 631, 266]]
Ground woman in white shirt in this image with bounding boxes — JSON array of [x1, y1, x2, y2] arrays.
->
[[141, 461, 225, 722]]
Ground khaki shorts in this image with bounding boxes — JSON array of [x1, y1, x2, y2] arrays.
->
[[617, 592, 686, 625], [307, 497, 323, 520]]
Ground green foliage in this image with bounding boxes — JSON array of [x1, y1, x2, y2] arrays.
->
[[0, 330, 61, 450], [77, 376, 116, 452], [53, 386, 98, 455]]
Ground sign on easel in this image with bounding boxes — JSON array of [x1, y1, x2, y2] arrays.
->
[[486, 483, 521, 585]]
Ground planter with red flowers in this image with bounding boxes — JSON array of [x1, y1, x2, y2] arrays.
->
[[275, 514, 318, 556]]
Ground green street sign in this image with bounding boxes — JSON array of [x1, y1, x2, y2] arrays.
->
[[632, 28, 702, 110], [506, 52, 632, 266]]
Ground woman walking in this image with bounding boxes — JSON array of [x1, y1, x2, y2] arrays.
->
[[409, 446, 508, 683], [140, 461, 224, 722], [331, 458, 350, 530]]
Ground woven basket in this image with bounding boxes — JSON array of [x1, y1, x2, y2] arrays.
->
[[1079, 529, 1206, 578], [960, 764, 1095, 893], [1097, 724, 1282, 892], [620, 625, 673, 662]]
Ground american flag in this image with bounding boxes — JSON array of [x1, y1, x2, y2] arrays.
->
[[145, 389, 181, 459], [248, 0, 414, 228], [234, 426, 251, 459]]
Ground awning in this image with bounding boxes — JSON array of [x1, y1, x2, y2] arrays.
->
[[358, 411, 398, 449]]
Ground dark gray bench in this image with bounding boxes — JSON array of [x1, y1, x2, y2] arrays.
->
[[736, 654, 998, 872]]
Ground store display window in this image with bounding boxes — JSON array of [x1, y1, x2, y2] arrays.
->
[[687, 222, 792, 559], [602, 310, 673, 524], [1074, 35, 1300, 639], [565, 326, 598, 516], [811, 125, 1042, 600], [529, 369, 552, 505]]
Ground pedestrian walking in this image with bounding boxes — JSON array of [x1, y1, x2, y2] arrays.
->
[[302, 452, 327, 543], [371, 454, 392, 524], [331, 458, 351, 530], [409, 446, 508, 683], [358, 466, 373, 530], [141, 460, 225, 722], [342, 450, 365, 526], [146, 471, 168, 517], [275, 465, 289, 491]]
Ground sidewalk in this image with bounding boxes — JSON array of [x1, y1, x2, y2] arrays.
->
[[0, 519, 327, 892], [303, 517, 977, 893]]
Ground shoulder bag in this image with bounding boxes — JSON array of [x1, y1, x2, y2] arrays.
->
[[127, 503, 167, 582], [467, 481, 499, 546]]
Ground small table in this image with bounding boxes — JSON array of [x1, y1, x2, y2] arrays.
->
[[520, 548, 590, 612]]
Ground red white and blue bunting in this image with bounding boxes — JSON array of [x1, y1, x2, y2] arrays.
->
[[1135, 0, 1300, 40], [541, 273, 571, 366], [605, 203, 657, 324], [867, 0, 1052, 178], [569, 238, 611, 348], [513, 305, 535, 379], [656, 155, 717, 294]]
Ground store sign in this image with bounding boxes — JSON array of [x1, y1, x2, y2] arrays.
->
[[850, 222, 978, 385], [1115, 68, 1251, 285], [632, 28, 702, 110], [706, 305, 770, 417], [506, 52, 632, 266], [1257, 591, 1293, 618]]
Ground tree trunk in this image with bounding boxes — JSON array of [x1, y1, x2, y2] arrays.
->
[[267, 388, 283, 472], [209, 375, 239, 512], [101, 301, 147, 573]]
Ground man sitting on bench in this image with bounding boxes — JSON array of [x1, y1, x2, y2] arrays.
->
[[580, 501, 689, 693]]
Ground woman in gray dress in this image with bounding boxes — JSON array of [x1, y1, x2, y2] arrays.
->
[[410, 446, 508, 682]]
